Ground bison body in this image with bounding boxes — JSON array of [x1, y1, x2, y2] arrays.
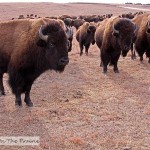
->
[[95, 17, 136, 73], [132, 13, 150, 62], [72, 19, 85, 30], [0, 18, 70, 106], [76, 22, 96, 56]]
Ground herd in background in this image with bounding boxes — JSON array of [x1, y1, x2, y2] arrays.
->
[[0, 11, 149, 106], [10, 11, 150, 73], [9, 11, 150, 73]]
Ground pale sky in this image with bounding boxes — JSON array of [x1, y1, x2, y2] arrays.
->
[[0, 0, 149, 4]]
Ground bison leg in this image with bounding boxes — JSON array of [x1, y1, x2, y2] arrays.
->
[[15, 91, 22, 106], [145, 49, 150, 64], [131, 49, 136, 60], [101, 52, 110, 73], [113, 55, 120, 73], [100, 60, 103, 67], [131, 43, 136, 60], [0, 73, 5, 95], [79, 43, 84, 56], [85, 44, 90, 56], [24, 84, 33, 107], [140, 56, 143, 62]]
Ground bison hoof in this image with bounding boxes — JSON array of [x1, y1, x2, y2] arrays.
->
[[0, 91, 5, 96], [15, 101, 22, 106], [114, 70, 119, 73], [80, 52, 83, 56], [24, 100, 33, 107], [102, 70, 107, 74]]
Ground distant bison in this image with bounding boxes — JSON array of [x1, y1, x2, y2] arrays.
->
[[76, 22, 96, 56], [65, 25, 74, 52], [0, 18, 70, 106], [72, 18, 85, 30], [95, 17, 137, 73]]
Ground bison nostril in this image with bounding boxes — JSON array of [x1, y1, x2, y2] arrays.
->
[[59, 57, 69, 66]]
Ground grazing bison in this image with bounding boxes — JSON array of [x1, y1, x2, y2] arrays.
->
[[95, 17, 137, 73], [76, 22, 96, 56], [132, 13, 150, 63], [0, 18, 70, 106]]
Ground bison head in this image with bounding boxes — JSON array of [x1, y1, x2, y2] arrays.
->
[[87, 25, 96, 45], [112, 19, 138, 57], [37, 21, 69, 72], [146, 20, 150, 34]]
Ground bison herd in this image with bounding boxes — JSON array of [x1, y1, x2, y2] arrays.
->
[[0, 11, 150, 107]]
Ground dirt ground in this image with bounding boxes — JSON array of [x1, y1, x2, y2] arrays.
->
[[0, 2, 150, 150]]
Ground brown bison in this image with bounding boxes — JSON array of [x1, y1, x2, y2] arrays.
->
[[0, 18, 70, 107], [76, 22, 96, 56], [63, 18, 74, 26], [65, 25, 74, 52], [95, 17, 137, 73], [72, 18, 85, 30], [130, 13, 150, 60], [132, 13, 150, 62]]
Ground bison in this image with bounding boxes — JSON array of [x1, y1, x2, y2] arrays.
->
[[95, 17, 137, 73], [130, 13, 150, 60], [0, 18, 70, 107], [76, 22, 96, 56], [132, 13, 150, 63], [72, 18, 85, 30], [65, 25, 74, 52]]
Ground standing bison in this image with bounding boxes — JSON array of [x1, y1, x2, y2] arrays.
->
[[132, 13, 150, 63], [76, 22, 96, 56], [95, 17, 137, 73], [0, 18, 70, 106], [65, 25, 74, 52]]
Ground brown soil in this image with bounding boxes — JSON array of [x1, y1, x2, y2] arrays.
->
[[0, 2, 150, 150]]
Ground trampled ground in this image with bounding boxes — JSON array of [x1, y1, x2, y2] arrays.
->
[[0, 2, 150, 150]]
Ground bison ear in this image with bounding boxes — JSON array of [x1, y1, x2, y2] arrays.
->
[[36, 39, 47, 47]]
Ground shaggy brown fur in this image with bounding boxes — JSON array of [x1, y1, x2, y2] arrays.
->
[[76, 22, 96, 56], [95, 17, 136, 73], [132, 13, 150, 62], [0, 18, 69, 107]]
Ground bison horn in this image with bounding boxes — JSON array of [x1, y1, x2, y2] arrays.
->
[[147, 20, 150, 28], [146, 21, 150, 34], [39, 25, 48, 42], [134, 23, 138, 34], [113, 24, 119, 34], [65, 26, 73, 39]]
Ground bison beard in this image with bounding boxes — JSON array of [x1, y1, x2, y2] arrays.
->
[[0, 19, 69, 107]]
